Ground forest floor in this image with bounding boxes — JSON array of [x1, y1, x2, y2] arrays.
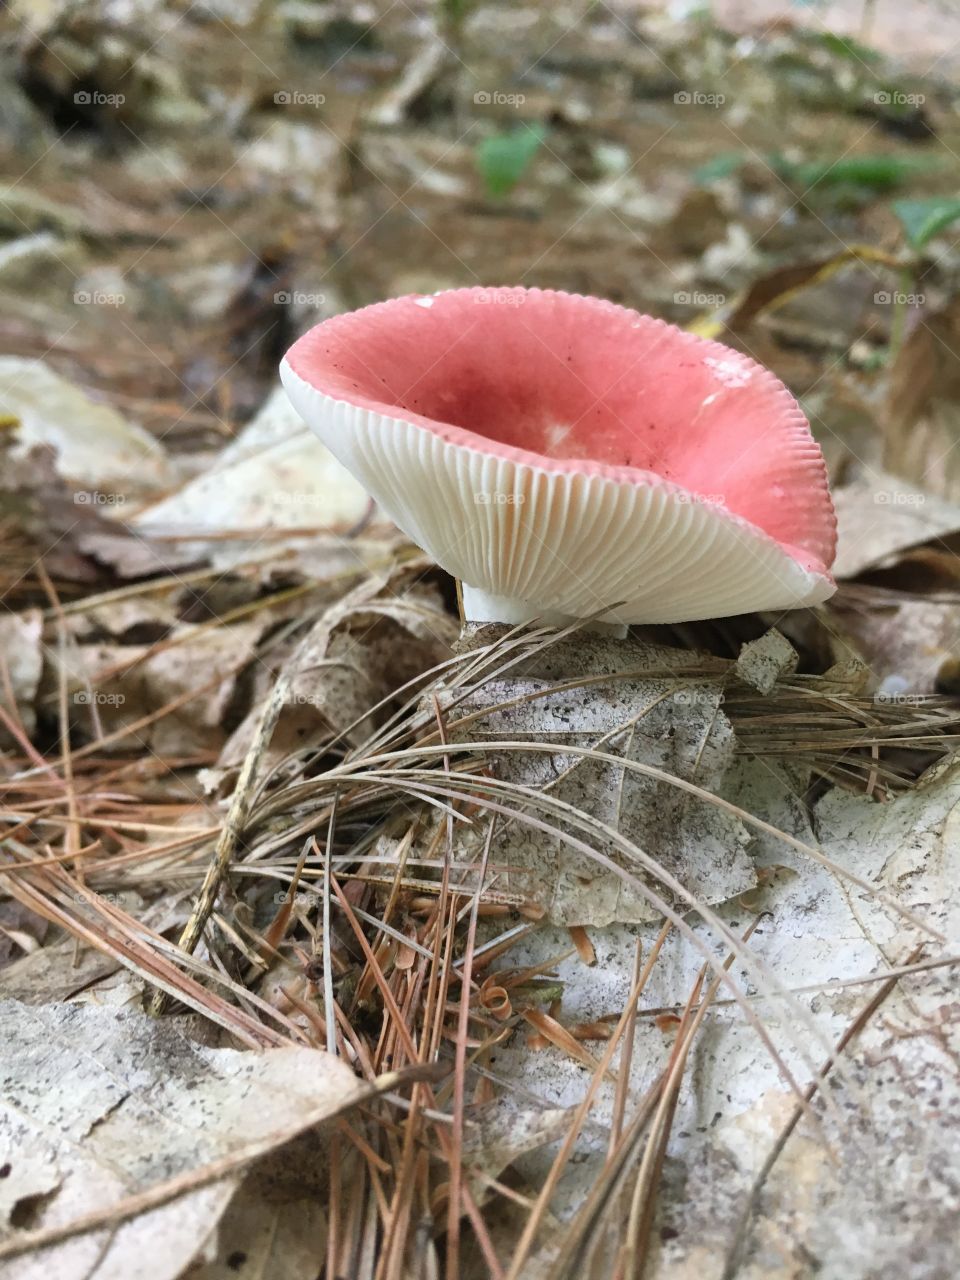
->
[[2, 2, 960, 1277]]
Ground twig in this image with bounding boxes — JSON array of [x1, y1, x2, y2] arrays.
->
[[448, 815, 496, 1278], [149, 656, 301, 1015], [322, 795, 339, 1054]]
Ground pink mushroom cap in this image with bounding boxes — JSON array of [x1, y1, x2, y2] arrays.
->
[[280, 287, 836, 625]]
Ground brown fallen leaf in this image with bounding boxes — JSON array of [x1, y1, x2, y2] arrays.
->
[[886, 295, 960, 499], [825, 586, 960, 693], [832, 470, 960, 579], [216, 566, 455, 774], [691, 246, 898, 339], [39, 621, 265, 756]]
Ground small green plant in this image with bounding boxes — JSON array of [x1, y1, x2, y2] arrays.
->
[[692, 152, 745, 185], [891, 196, 960, 253], [879, 196, 960, 361], [813, 31, 881, 64], [771, 152, 937, 194], [475, 124, 546, 199], [438, 0, 471, 55], [694, 152, 938, 202]]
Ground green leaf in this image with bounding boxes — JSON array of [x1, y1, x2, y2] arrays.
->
[[476, 124, 546, 199], [814, 31, 885, 63], [892, 196, 960, 251], [814, 31, 881, 64], [441, 0, 469, 21], [693, 152, 745, 185], [771, 152, 938, 192]]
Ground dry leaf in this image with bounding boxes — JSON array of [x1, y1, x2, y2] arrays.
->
[[185, 1149, 328, 1280], [0, 609, 43, 745], [886, 297, 960, 499], [832, 470, 960, 579], [41, 621, 265, 755], [133, 386, 371, 572], [493, 757, 960, 1276], [217, 571, 455, 772], [735, 630, 798, 694], [461, 1098, 571, 1207], [438, 632, 753, 926], [0, 999, 368, 1280], [0, 359, 174, 500]]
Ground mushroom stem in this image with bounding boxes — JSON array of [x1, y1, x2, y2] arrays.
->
[[460, 584, 629, 638]]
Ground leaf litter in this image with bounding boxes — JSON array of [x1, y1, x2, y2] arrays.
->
[[1, 0, 960, 1276], [0, 999, 374, 1280]]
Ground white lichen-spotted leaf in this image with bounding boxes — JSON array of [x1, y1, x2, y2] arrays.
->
[[0, 1000, 368, 1280], [447, 673, 753, 925], [485, 758, 960, 1277]]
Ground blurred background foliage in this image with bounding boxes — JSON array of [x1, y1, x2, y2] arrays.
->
[[5, 0, 960, 696], [2, 0, 959, 483]]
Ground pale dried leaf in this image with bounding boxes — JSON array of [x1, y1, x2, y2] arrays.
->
[[133, 387, 370, 561], [506, 758, 960, 1276], [0, 608, 43, 743], [0, 359, 174, 499], [735, 630, 798, 694], [186, 1161, 327, 1280], [0, 1000, 367, 1280], [833, 470, 960, 579], [441, 633, 754, 926]]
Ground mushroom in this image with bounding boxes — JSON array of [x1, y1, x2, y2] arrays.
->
[[280, 287, 836, 627]]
